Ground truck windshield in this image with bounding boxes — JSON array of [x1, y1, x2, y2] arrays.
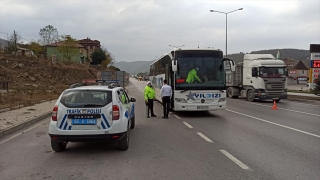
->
[[175, 50, 225, 90], [259, 67, 287, 78]]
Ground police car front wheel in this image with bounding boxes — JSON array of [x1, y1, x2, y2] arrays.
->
[[51, 139, 67, 152]]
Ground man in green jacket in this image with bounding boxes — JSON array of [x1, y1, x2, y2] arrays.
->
[[186, 67, 202, 83], [144, 81, 157, 118]]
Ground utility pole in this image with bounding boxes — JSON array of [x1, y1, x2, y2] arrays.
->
[[86, 37, 89, 61], [14, 30, 17, 55]]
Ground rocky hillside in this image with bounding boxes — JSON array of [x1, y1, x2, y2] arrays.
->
[[0, 54, 104, 109], [0, 56, 100, 90]]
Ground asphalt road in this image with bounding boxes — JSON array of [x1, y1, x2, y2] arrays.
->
[[0, 79, 319, 180]]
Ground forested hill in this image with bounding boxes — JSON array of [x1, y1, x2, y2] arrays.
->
[[227, 48, 310, 63], [115, 48, 310, 74]]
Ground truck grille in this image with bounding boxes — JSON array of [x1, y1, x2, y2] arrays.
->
[[266, 83, 284, 90], [265, 82, 285, 97]]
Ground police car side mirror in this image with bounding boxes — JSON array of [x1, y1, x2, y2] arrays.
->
[[130, 98, 136, 102]]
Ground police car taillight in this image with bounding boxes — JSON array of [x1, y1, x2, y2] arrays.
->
[[52, 105, 58, 121], [112, 105, 120, 120]]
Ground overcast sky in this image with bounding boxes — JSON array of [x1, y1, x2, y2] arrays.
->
[[0, 0, 319, 62]]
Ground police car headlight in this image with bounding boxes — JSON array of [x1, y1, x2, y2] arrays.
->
[[218, 98, 226, 102], [175, 98, 187, 103]]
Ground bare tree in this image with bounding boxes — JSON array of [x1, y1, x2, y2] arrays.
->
[[39, 25, 59, 45], [6, 30, 22, 54]]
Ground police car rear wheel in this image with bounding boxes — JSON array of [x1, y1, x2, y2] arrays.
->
[[118, 124, 129, 151], [51, 140, 67, 152]]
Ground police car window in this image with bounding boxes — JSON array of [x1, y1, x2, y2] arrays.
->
[[123, 90, 130, 101], [60, 90, 112, 108], [119, 89, 129, 104], [117, 90, 122, 102]]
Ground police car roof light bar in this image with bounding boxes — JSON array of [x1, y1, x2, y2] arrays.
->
[[69, 83, 88, 88]]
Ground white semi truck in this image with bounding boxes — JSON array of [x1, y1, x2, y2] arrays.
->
[[226, 54, 287, 102]]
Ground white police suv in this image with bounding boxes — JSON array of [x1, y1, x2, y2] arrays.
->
[[48, 81, 136, 152]]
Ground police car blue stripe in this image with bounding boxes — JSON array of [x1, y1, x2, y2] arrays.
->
[[59, 114, 67, 129], [124, 111, 129, 119], [101, 114, 110, 128], [101, 121, 106, 129], [63, 122, 68, 130]]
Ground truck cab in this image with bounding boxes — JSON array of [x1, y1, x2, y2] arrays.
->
[[226, 54, 288, 102]]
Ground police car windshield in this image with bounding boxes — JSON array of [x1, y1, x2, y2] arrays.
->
[[60, 90, 112, 108]]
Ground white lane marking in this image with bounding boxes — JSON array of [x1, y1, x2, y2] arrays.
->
[[228, 99, 320, 117], [183, 121, 193, 128], [131, 80, 144, 92], [173, 115, 181, 119], [197, 132, 213, 143], [0, 122, 44, 145], [226, 109, 320, 138], [220, 150, 250, 170]]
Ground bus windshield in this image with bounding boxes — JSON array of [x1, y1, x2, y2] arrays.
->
[[175, 50, 225, 90]]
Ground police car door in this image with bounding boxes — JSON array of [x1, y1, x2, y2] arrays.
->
[[117, 89, 131, 121], [123, 90, 134, 119]]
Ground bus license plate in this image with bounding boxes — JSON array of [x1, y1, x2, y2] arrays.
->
[[197, 106, 208, 109], [72, 119, 97, 125]]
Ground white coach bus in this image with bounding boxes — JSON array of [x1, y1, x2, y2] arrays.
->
[[149, 48, 235, 111]]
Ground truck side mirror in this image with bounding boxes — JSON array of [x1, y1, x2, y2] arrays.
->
[[172, 60, 177, 72], [252, 68, 258, 77]]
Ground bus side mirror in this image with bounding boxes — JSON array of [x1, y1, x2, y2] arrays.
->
[[222, 58, 235, 72], [229, 60, 235, 72], [172, 60, 177, 72]]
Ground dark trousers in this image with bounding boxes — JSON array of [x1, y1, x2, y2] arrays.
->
[[162, 96, 170, 117], [145, 99, 155, 117]]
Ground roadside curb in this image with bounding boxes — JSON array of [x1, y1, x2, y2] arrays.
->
[[286, 99, 320, 105], [0, 111, 52, 139], [286, 96, 320, 105]]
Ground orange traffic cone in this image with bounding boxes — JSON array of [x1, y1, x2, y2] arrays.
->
[[272, 100, 278, 110]]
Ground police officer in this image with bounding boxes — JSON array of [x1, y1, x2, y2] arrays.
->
[[144, 81, 157, 118], [186, 67, 202, 83]]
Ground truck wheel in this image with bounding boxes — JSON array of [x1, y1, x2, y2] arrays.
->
[[275, 99, 280, 103], [130, 114, 135, 129], [51, 140, 67, 152], [247, 90, 255, 102], [118, 125, 129, 151], [227, 88, 233, 98]]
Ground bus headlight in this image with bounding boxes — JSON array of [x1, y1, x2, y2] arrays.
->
[[218, 98, 226, 102], [175, 98, 187, 103]]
